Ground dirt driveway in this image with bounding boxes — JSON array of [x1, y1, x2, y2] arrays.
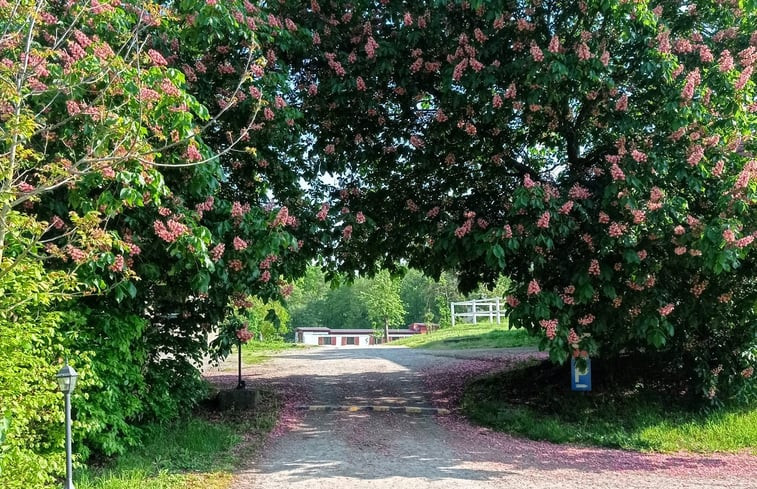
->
[[216, 346, 756, 489]]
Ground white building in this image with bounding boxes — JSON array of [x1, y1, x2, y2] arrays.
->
[[295, 327, 422, 346]]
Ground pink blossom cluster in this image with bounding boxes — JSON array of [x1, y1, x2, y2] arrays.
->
[[426, 206, 440, 219], [588, 259, 600, 276], [576, 42, 592, 61], [691, 280, 708, 297], [681, 68, 701, 101], [504, 82, 517, 100], [577, 314, 594, 326], [688, 144, 705, 166], [236, 327, 253, 343], [65, 245, 87, 264], [272, 206, 296, 227], [355, 211, 366, 223], [233, 236, 248, 251], [658, 303, 675, 316], [186, 144, 202, 162], [195, 195, 214, 217], [559, 200, 574, 215], [631, 209, 646, 224], [608, 221, 627, 238], [153, 219, 189, 243], [210, 243, 225, 261], [615, 94, 628, 112], [231, 201, 250, 219], [567, 328, 580, 346], [610, 163, 625, 181], [631, 149, 647, 163], [561, 285, 575, 305], [147, 49, 168, 66], [734, 66, 753, 91], [365, 37, 379, 59], [228, 259, 244, 272], [342, 224, 353, 240], [109, 254, 125, 272], [505, 295, 520, 307], [527, 279, 541, 296], [530, 42, 544, 62], [316, 202, 329, 221], [536, 211, 550, 228], [568, 183, 591, 199], [539, 319, 557, 339]]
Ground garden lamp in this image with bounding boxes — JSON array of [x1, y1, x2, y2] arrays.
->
[[56, 361, 77, 489]]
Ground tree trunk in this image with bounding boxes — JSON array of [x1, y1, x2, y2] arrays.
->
[[384, 317, 389, 343]]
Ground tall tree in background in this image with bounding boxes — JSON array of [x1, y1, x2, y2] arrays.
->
[[363, 270, 406, 341]]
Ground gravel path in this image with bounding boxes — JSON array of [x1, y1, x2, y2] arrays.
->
[[213, 346, 757, 489]]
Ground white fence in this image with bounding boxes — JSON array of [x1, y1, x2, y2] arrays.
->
[[450, 298, 505, 326]]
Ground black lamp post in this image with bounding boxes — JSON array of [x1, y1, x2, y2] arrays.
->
[[56, 362, 78, 489]]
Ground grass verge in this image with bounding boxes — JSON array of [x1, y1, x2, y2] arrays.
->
[[463, 360, 757, 453], [241, 340, 307, 365], [77, 390, 279, 489], [392, 322, 538, 349]]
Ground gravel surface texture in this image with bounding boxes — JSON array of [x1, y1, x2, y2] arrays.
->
[[206, 346, 757, 489]]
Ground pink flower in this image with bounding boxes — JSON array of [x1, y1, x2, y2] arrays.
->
[[506, 295, 520, 307], [569, 184, 591, 199], [147, 49, 168, 66], [637, 249, 647, 260], [548, 36, 561, 53], [233, 236, 248, 251], [210, 243, 225, 261], [568, 328, 580, 345], [688, 144, 704, 166], [674, 246, 687, 255], [578, 314, 594, 326], [608, 222, 627, 237], [504, 83, 516, 99], [109, 254, 125, 272], [523, 174, 536, 189], [631, 149, 647, 163], [539, 319, 557, 339], [355, 211, 366, 224], [536, 211, 550, 229], [734, 66, 753, 91], [342, 225, 353, 240], [631, 209, 646, 224], [324, 144, 335, 154], [674, 225, 686, 236], [356, 76, 366, 91], [530, 42, 544, 62], [588, 259, 600, 276], [492, 93, 503, 108], [723, 229, 736, 242], [186, 144, 202, 162], [576, 42, 592, 61], [681, 68, 701, 101], [610, 163, 625, 181], [316, 203, 329, 221], [600, 50, 610, 67], [719, 50, 734, 72], [615, 94, 628, 112], [559, 200, 574, 215], [527, 279, 541, 296], [658, 303, 675, 316], [260, 270, 271, 282], [403, 12, 413, 26], [66, 100, 81, 116]]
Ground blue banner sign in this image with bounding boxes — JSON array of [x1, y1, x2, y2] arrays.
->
[[571, 357, 592, 391]]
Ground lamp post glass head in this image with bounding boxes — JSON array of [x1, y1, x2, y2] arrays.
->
[[56, 364, 78, 393]]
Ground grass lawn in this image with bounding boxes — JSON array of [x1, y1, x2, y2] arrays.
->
[[240, 340, 307, 365], [76, 390, 279, 489], [463, 359, 757, 454], [392, 322, 538, 349]]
